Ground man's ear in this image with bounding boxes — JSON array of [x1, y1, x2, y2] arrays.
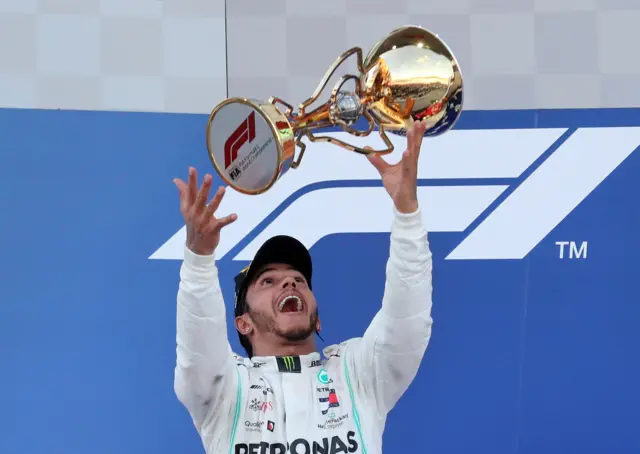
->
[[315, 317, 321, 333], [235, 315, 253, 336]]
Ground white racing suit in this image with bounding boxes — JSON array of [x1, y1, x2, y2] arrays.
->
[[174, 208, 434, 454]]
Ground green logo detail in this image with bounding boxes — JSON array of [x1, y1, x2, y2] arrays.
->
[[317, 368, 329, 384], [282, 356, 295, 371]]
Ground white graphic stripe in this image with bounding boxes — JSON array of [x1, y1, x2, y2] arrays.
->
[[233, 185, 508, 261], [422, 128, 566, 179], [446, 127, 640, 260], [149, 128, 562, 261]]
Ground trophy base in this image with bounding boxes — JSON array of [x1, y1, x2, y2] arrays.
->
[[206, 98, 295, 195]]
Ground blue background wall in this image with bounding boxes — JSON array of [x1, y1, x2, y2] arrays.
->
[[1, 107, 639, 453]]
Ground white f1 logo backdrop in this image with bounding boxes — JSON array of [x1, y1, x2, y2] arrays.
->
[[2, 106, 640, 454], [150, 127, 640, 261]]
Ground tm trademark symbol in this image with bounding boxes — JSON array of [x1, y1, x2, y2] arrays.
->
[[555, 241, 588, 260]]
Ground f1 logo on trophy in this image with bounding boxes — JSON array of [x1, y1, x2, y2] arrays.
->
[[206, 25, 464, 195]]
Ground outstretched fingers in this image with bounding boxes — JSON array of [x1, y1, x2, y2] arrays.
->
[[402, 120, 426, 177], [364, 146, 392, 176], [201, 184, 238, 233], [213, 212, 238, 232], [414, 119, 427, 159], [402, 126, 417, 177], [174, 178, 189, 214], [187, 166, 198, 207], [194, 174, 213, 215], [204, 185, 226, 219]]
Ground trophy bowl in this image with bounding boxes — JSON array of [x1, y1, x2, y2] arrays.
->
[[361, 25, 463, 137]]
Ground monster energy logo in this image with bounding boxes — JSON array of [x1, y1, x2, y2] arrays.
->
[[282, 357, 295, 370], [276, 355, 301, 373]]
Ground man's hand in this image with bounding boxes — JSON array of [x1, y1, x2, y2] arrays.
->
[[366, 119, 428, 214], [174, 167, 238, 256]]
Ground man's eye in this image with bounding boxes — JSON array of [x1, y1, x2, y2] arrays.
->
[[295, 277, 305, 283], [262, 278, 273, 285]]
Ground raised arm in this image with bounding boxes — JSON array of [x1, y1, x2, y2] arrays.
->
[[347, 120, 434, 416], [172, 168, 239, 430], [349, 206, 433, 415]]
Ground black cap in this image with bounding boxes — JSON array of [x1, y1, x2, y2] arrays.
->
[[234, 235, 313, 318]]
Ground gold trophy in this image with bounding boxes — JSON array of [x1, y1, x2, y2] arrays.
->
[[206, 24, 463, 195]]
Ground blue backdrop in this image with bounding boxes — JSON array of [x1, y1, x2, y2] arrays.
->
[[1, 107, 639, 453]]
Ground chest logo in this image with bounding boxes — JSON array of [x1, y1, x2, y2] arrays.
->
[[317, 368, 330, 385], [276, 355, 302, 373]]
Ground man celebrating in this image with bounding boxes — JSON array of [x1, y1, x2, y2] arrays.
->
[[173, 120, 434, 453]]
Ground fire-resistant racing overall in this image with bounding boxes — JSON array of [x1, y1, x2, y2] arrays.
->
[[174, 207, 434, 454]]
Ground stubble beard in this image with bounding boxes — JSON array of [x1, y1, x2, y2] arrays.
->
[[249, 307, 318, 343]]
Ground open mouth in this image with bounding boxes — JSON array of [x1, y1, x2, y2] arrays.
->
[[277, 295, 304, 314]]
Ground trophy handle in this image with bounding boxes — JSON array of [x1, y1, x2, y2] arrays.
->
[[309, 114, 394, 153], [291, 117, 395, 169], [270, 47, 394, 170], [268, 96, 296, 117], [297, 47, 367, 117]]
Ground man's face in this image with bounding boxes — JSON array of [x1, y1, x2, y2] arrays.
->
[[243, 263, 318, 342]]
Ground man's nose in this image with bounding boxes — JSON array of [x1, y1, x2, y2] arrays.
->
[[281, 277, 297, 288]]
